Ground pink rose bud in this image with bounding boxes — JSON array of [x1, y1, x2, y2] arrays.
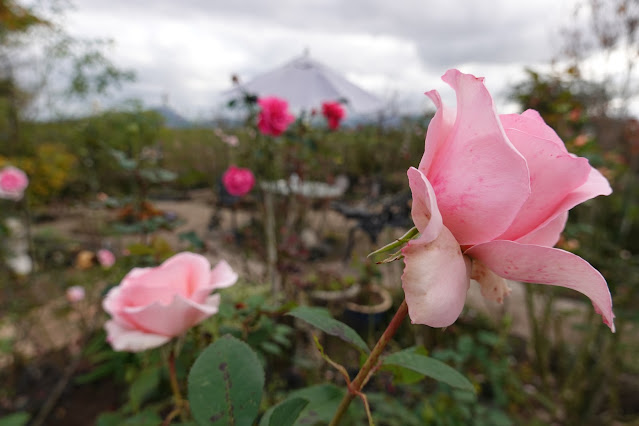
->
[[321, 101, 346, 130], [103, 252, 237, 352], [257, 96, 295, 136], [0, 166, 28, 201], [401, 69, 614, 331], [222, 165, 255, 197], [97, 249, 116, 268], [66, 286, 86, 303]]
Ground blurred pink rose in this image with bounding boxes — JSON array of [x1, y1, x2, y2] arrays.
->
[[223, 135, 239, 147], [66, 286, 86, 303], [222, 165, 255, 197], [321, 101, 346, 130], [97, 249, 116, 268], [214, 128, 239, 147], [103, 252, 237, 351], [402, 69, 615, 331], [257, 97, 295, 136], [0, 166, 28, 201]]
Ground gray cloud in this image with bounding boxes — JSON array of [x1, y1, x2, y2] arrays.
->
[[63, 0, 573, 117]]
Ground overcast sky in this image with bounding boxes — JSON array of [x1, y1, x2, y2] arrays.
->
[[61, 0, 580, 119]]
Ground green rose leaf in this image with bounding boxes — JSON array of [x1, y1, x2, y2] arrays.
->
[[383, 348, 475, 393], [260, 385, 345, 426], [287, 306, 369, 353], [188, 335, 264, 426], [262, 397, 308, 426]]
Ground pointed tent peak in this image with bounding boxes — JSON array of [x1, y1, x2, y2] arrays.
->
[[226, 53, 385, 115]]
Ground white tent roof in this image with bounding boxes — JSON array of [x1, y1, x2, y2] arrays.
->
[[227, 53, 384, 114]]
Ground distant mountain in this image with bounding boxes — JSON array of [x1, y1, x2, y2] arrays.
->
[[151, 106, 191, 128]]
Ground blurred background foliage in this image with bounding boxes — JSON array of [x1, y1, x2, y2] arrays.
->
[[0, 0, 637, 425]]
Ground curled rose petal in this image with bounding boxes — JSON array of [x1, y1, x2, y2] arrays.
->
[[466, 241, 615, 331], [418, 90, 456, 174], [105, 320, 171, 352], [402, 226, 471, 328], [407, 167, 442, 245]]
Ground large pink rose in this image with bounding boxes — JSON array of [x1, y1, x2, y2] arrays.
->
[[103, 252, 238, 351], [257, 96, 295, 136], [321, 101, 346, 130], [402, 69, 614, 331], [0, 166, 28, 201], [222, 165, 255, 197]]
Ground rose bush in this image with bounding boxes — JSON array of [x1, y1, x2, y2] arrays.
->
[[321, 101, 346, 130], [103, 252, 238, 351], [0, 166, 28, 201], [257, 96, 295, 136], [402, 69, 614, 330], [222, 165, 255, 197]]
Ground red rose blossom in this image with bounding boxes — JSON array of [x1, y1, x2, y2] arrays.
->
[[222, 165, 256, 197], [321, 101, 346, 130], [257, 97, 295, 136]]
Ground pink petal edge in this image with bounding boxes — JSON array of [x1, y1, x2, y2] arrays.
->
[[407, 167, 443, 245], [418, 89, 456, 174], [104, 320, 171, 352], [210, 260, 239, 289]]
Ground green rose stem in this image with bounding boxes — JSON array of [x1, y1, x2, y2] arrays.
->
[[329, 299, 409, 426]]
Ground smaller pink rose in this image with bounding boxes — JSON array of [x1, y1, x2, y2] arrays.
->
[[97, 249, 116, 268], [321, 101, 346, 130], [223, 135, 239, 147], [222, 165, 255, 197], [66, 286, 86, 303], [257, 97, 295, 136], [103, 252, 238, 352], [0, 166, 28, 201]]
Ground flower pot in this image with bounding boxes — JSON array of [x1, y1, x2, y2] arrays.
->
[[309, 283, 361, 306], [343, 284, 393, 331]]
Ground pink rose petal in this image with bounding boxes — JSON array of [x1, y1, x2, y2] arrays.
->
[[104, 320, 171, 352], [402, 226, 471, 327], [500, 110, 567, 152], [123, 293, 220, 337], [516, 211, 568, 247], [466, 241, 615, 331], [424, 69, 531, 245], [498, 129, 591, 241]]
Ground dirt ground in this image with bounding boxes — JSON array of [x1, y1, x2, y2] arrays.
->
[[2, 187, 634, 424]]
